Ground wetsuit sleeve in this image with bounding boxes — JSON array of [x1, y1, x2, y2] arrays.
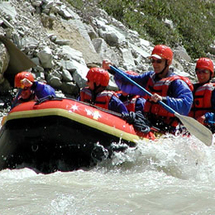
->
[[31, 81, 56, 99], [166, 79, 193, 115], [108, 96, 128, 114]]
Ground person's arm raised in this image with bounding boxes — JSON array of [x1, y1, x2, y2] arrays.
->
[[102, 59, 115, 75]]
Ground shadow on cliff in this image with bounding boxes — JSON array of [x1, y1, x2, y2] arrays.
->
[[0, 35, 36, 87]]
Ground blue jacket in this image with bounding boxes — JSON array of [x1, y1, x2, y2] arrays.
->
[[114, 70, 193, 116], [108, 96, 129, 114], [31, 81, 56, 99], [12, 81, 56, 108]]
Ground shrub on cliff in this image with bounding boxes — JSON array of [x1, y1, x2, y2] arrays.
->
[[68, 0, 215, 59]]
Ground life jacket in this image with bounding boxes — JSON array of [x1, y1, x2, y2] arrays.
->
[[117, 92, 140, 112], [124, 95, 140, 112], [143, 74, 193, 127], [80, 87, 116, 109], [189, 82, 215, 119]]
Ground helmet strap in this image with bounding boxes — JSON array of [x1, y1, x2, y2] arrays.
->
[[88, 83, 96, 104], [95, 85, 106, 93], [90, 83, 106, 103]]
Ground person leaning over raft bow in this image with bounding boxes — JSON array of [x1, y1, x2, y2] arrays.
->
[[78, 67, 151, 134], [13, 71, 56, 107], [102, 44, 194, 134], [189, 57, 215, 133]]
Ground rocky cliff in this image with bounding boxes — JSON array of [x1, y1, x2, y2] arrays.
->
[[0, 0, 197, 108]]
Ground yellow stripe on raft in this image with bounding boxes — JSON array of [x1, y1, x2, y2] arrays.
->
[[3, 108, 145, 144]]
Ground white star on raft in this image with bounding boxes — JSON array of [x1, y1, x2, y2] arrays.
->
[[85, 108, 92, 116], [71, 104, 78, 111], [92, 111, 101, 120], [85, 109, 101, 120]]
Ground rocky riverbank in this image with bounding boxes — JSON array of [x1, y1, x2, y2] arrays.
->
[[0, 0, 202, 111]]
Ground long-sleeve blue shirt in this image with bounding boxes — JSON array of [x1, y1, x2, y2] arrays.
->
[[108, 95, 128, 114], [13, 81, 56, 108]]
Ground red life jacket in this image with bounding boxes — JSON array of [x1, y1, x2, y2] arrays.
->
[[116, 91, 140, 112], [143, 74, 193, 126], [80, 87, 115, 109], [189, 83, 215, 119], [123, 95, 140, 112]]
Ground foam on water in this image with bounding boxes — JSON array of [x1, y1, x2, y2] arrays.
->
[[95, 133, 215, 182], [0, 134, 215, 214]]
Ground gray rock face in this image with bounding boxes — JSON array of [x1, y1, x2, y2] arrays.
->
[[0, 0, 198, 100]]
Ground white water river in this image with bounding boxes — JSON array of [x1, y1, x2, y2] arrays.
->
[[0, 134, 215, 215]]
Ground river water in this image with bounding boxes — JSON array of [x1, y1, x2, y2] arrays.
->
[[0, 133, 215, 215]]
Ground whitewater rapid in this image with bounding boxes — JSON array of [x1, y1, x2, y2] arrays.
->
[[0, 134, 215, 214]]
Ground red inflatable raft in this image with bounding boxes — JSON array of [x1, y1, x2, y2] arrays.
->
[[0, 97, 156, 173]]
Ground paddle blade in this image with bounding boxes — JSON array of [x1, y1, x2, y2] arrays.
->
[[175, 113, 213, 146], [0, 35, 36, 77]]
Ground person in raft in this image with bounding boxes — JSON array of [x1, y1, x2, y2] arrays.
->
[[189, 57, 215, 133], [116, 70, 146, 114], [79, 67, 128, 114], [102, 44, 194, 134], [78, 67, 151, 134], [13, 71, 56, 106]]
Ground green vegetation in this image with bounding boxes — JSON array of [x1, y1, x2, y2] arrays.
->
[[68, 0, 215, 59]]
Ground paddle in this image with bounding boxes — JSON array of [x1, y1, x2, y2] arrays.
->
[[0, 35, 36, 84], [110, 65, 213, 146]]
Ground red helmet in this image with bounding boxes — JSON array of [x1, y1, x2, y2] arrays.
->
[[151, 45, 173, 65], [86, 68, 109, 87], [14, 71, 35, 88], [125, 71, 138, 76], [196, 58, 214, 76]]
